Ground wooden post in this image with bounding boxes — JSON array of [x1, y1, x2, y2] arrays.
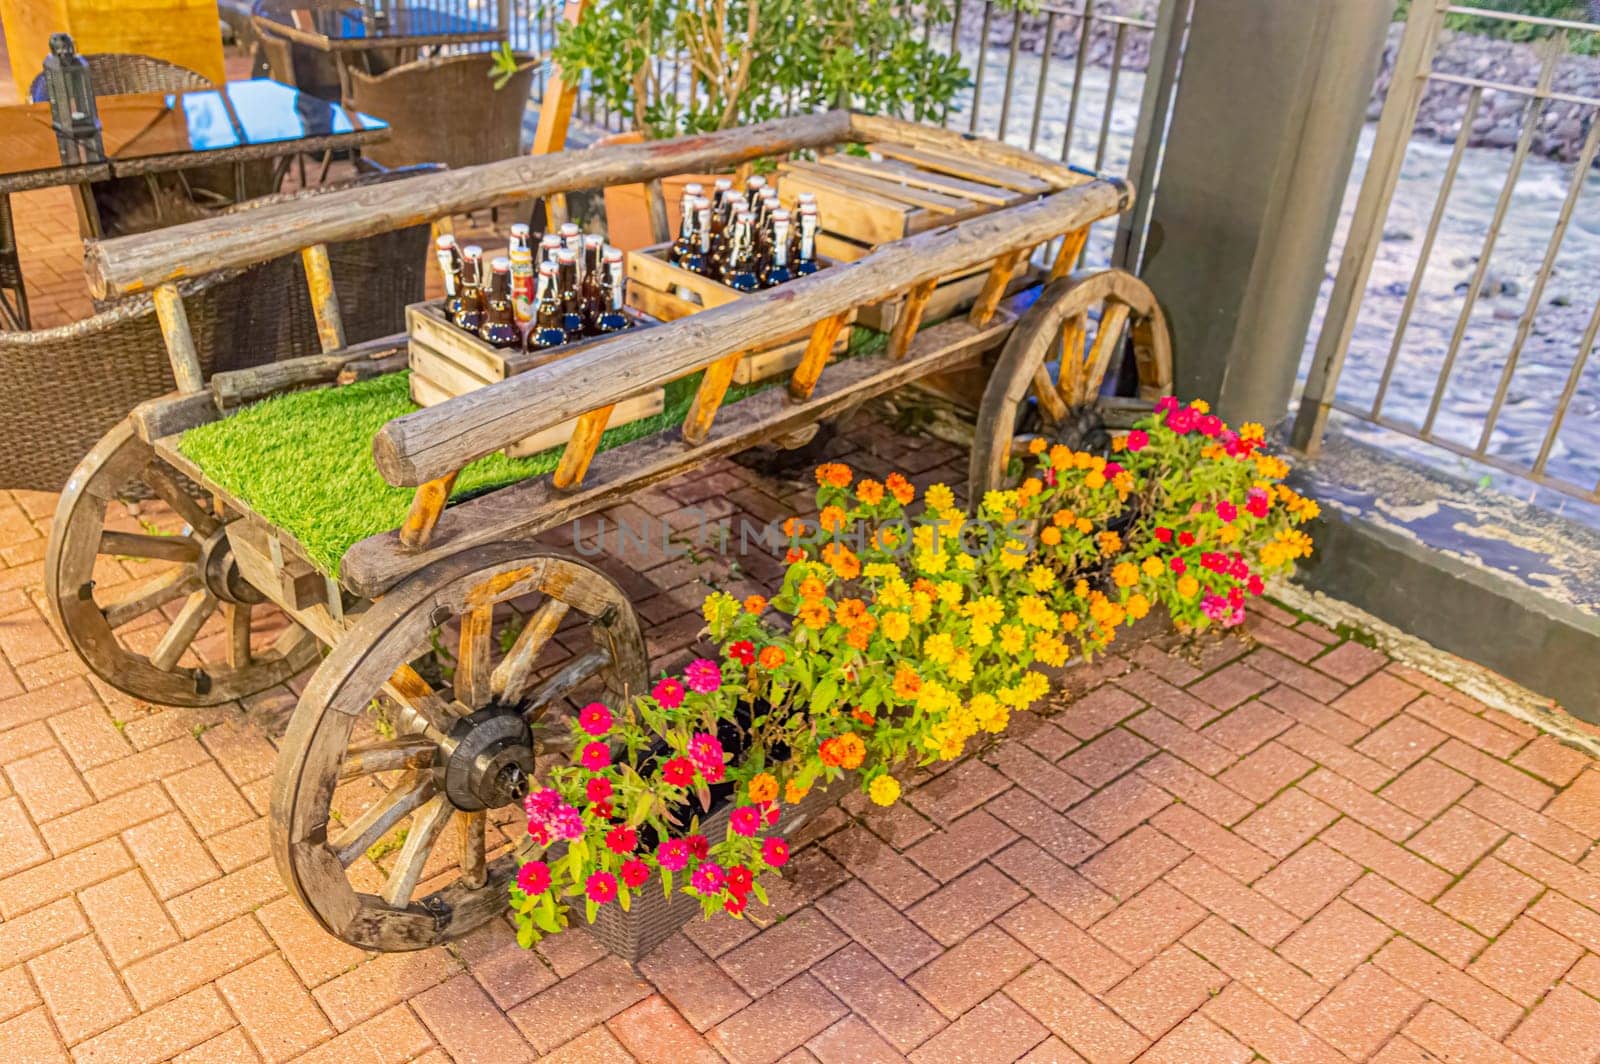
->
[[1049, 226, 1090, 281], [969, 248, 1029, 326], [400, 471, 458, 550], [301, 244, 346, 353], [788, 313, 851, 401], [888, 279, 938, 360], [152, 283, 206, 395], [552, 405, 614, 490], [531, 0, 591, 229], [682, 353, 744, 444]]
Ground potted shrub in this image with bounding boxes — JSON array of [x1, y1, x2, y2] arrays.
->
[[507, 398, 1319, 958]]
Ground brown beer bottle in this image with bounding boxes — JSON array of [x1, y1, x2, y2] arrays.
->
[[435, 234, 464, 323], [530, 261, 568, 349], [595, 248, 633, 334], [681, 197, 711, 276], [555, 249, 584, 337], [760, 210, 794, 288], [455, 245, 488, 332], [721, 210, 760, 292], [581, 235, 606, 333], [670, 184, 702, 265], [795, 207, 821, 277], [479, 257, 522, 349]]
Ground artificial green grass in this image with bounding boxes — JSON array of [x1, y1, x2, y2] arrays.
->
[[179, 329, 888, 577]]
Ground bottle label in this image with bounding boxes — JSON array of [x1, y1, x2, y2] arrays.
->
[[436, 251, 457, 297], [511, 272, 535, 324]]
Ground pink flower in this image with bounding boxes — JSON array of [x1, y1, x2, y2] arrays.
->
[[525, 788, 584, 842], [578, 702, 612, 736], [620, 858, 650, 888], [604, 825, 637, 854], [1247, 574, 1265, 596], [689, 732, 726, 783], [585, 871, 617, 904], [1126, 429, 1149, 452], [1216, 501, 1237, 523], [691, 862, 726, 894], [1155, 396, 1179, 413], [1201, 594, 1230, 623], [586, 777, 612, 802], [1166, 406, 1197, 435], [684, 658, 722, 694], [729, 806, 760, 837], [652, 677, 685, 709], [662, 757, 694, 787], [657, 838, 690, 872], [580, 742, 611, 770], [686, 834, 710, 860], [762, 837, 790, 867], [1198, 414, 1222, 438], [516, 860, 550, 895], [1043, 466, 1057, 486], [1169, 557, 1186, 574], [1103, 461, 1124, 478], [1246, 488, 1270, 518]]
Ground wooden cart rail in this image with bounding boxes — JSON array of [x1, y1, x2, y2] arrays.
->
[[373, 179, 1129, 488]]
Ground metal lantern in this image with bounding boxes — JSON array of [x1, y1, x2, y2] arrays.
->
[[43, 33, 101, 142]]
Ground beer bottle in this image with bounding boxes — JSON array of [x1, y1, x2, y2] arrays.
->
[[670, 193, 698, 266], [508, 222, 531, 255], [746, 173, 768, 200], [456, 245, 488, 332], [680, 197, 711, 276], [435, 234, 463, 323], [539, 232, 563, 267], [792, 192, 817, 261], [796, 207, 821, 277], [555, 249, 584, 337], [710, 177, 733, 220], [761, 210, 794, 288], [581, 236, 606, 333], [509, 246, 535, 327], [560, 223, 584, 281], [722, 210, 760, 292], [479, 257, 522, 349], [530, 261, 568, 350], [596, 248, 632, 334]]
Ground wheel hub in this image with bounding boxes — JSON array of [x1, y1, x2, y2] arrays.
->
[[440, 708, 534, 812], [197, 526, 266, 606]]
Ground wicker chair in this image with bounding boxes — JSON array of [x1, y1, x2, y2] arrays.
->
[[346, 52, 536, 171], [27, 52, 210, 100], [0, 196, 28, 329]]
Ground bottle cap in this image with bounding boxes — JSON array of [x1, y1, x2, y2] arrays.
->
[[435, 234, 456, 250], [797, 191, 816, 204], [714, 177, 733, 190], [559, 223, 580, 238], [490, 256, 510, 272], [538, 260, 557, 275], [771, 208, 791, 223], [509, 222, 529, 237], [748, 175, 767, 189], [583, 234, 604, 248], [684, 182, 703, 197], [463, 244, 483, 257], [556, 249, 577, 263], [603, 247, 624, 263]]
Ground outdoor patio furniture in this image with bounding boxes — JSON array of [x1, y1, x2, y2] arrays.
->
[[25, 51, 211, 99], [0, 195, 28, 329], [345, 52, 536, 172]]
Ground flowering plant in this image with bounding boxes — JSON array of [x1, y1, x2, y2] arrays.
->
[[509, 398, 1317, 946]]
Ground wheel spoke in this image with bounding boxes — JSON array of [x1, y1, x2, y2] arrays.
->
[[338, 737, 438, 780], [380, 794, 453, 908], [521, 646, 611, 719], [455, 605, 494, 711], [1080, 303, 1131, 405], [1030, 364, 1068, 424], [101, 567, 201, 629], [142, 464, 219, 536], [149, 589, 218, 672], [457, 810, 487, 889], [1057, 311, 1089, 403], [224, 603, 252, 669], [332, 770, 436, 867], [382, 664, 455, 739], [491, 598, 570, 702], [97, 530, 199, 564]]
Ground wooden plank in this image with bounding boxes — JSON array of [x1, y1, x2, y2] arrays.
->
[[1050, 226, 1090, 281], [406, 302, 509, 380], [682, 352, 744, 445], [210, 333, 408, 408], [970, 248, 1030, 326], [152, 284, 205, 395], [131, 390, 222, 443], [373, 179, 1130, 488], [780, 158, 978, 214], [866, 141, 1058, 195], [87, 111, 855, 299], [551, 406, 613, 490], [815, 232, 871, 263], [853, 112, 1084, 189], [888, 279, 938, 360], [410, 344, 495, 396], [855, 262, 1039, 333], [789, 313, 851, 401], [301, 243, 346, 352], [340, 293, 1029, 598], [400, 471, 458, 550], [817, 153, 1020, 206], [777, 172, 918, 245], [503, 389, 663, 458], [624, 243, 738, 310], [624, 280, 703, 323]]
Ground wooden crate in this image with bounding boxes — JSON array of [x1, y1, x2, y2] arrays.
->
[[624, 243, 852, 385], [406, 299, 665, 459]]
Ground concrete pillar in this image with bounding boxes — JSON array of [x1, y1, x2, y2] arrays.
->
[[1137, 0, 1391, 426]]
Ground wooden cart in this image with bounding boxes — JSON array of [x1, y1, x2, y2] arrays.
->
[[47, 111, 1171, 952]]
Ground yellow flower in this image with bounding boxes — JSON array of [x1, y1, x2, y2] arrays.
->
[[937, 581, 964, 608], [818, 505, 847, 532], [878, 579, 910, 609], [1218, 524, 1240, 545], [799, 576, 827, 602], [863, 562, 898, 581], [785, 778, 811, 804], [1240, 422, 1266, 442], [1112, 562, 1140, 588], [1141, 556, 1165, 578], [948, 653, 974, 683], [1018, 596, 1057, 631], [954, 553, 977, 572], [1177, 574, 1200, 598], [999, 624, 1027, 654], [999, 541, 1028, 571], [1033, 632, 1070, 667], [910, 592, 934, 624], [1191, 399, 1210, 414], [1126, 593, 1151, 620], [914, 551, 949, 576], [881, 612, 910, 642], [1027, 566, 1056, 592], [1085, 470, 1107, 490], [967, 595, 1004, 626], [971, 624, 994, 647], [869, 775, 902, 806], [923, 632, 957, 666], [1073, 451, 1095, 471], [1074, 579, 1090, 598], [926, 483, 955, 511]]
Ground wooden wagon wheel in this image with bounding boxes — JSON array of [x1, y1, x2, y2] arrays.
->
[[970, 269, 1172, 499], [270, 544, 648, 950], [45, 419, 320, 707]]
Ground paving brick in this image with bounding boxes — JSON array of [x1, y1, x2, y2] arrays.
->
[[0, 794, 47, 877], [717, 908, 848, 997], [1298, 767, 1424, 843], [1089, 882, 1206, 966], [1102, 944, 1225, 1040], [170, 1028, 265, 1064], [1021, 719, 1081, 762], [0, 1008, 68, 1063], [165, 858, 282, 938], [984, 790, 1099, 866], [861, 799, 936, 850], [45, 706, 131, 772], [1406, 805, 1508, 875], [39, 781, 171, 856], [1319, 818, 1454, 901], [313, 947, 457, 1032], [70, 987, 234, 1064], [1242, 614, 1327, 663], [1347, 874, 1487, 966], [1304, 964, 1424, 1061], [989, 741, 1089, 809], [1277, 898, 1394, 986], [1354, 714, 1448, 772], [907, 862, 1028, 946], [1067, 775, 1171, 843], [413, 973, 535, 1064], [6, 746, 91, 821], [1114, 668, 1217, 729], [1332, 673, 1422, 728], [1059, 685, 1145, 740], [120, 811, 220, 899], [1544, 766, 1600, 839], [123, 914, 274, 1011], [1164, 855, 1299, 946], [1182, 914, 1322, 1018], [1505, 983, 1600, 1064], [287, 1004, 433, 1064], [1253, 839, 1362, 919], [1188, 663, 1273, 712], [1432, 739, 1554, 811], [1149, 803, 1273, 882], [1201, 983, 1347, 1064], [606, 995, 720, 1063], [0, 678, 93, 735], [253, 894, 369, 990], [1202, 697, 1296, 757], [1565, 952, 1600, 998], [1261, 684, 1368, 746], [1469, 916, 1585, 1008], [28, 936, 133, 1045], [534, 923, 612, 978], [1529, 891, 1600, 956], [905, 808, 1021, 882], [0, 836, 130, 918], [0, 896, 87, 969], [1129, 644, 1203, 688], [820, 826, 936, 908], [1135, 752, 1254, 825], [206, 816, 269, 873], [1278, 724, 1396, 791], [1061, 728, 1155, 789], [815, 881, 941, 977], [808, 1015, 914, 1063], [1405, 695, 1527, 761], [992, 900, 1126, 996], [1126, 709, 1234, 774], [906, 923, 1035, 1021], [217, 953, 335, 1062], [991, 840, 1116, 927], [82, 737, 210, 800], [814, 942, 945, 1051], [1311, 641, 1388, 685], [1134, 1014, 1251, 1064], [1401, 1003, 1529, 1064], [77, 869, 179, 967], [1379, 758, 1474, 821], [637, 933, 750, 1032], [1078, 825, 1187, 900], [1235, 788, 1338, 859], [1006, 963, 1148, 1064], [1217, 741, 1313, 804], [1510, 735, 1592, 788], [905, 758, 1011, 825], [197, 722, 279, 788], [708, 974, 846, 1064], [1437, 856, 1542, 937], [0, 964, 39, 1024], [164, 762, 256, 838], [905, 991, 1046, 1063]]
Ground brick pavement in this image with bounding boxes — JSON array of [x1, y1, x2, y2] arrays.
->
[[0, 411, 1594, 1062]]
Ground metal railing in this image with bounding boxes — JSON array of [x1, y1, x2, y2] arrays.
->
[[1293, 0, 1600, 505]]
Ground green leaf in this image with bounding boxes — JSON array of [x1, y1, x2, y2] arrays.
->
[[809, 676, 839, 715], [516, 920, 536, 949], [619, 888, 632, 913], [628, 789, 655, 828], [585, 898, 598, 924]]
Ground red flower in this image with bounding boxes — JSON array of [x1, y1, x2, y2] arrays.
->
[[586, 871, 617, 904], [662, 758, 694, 787], [727, 865, 753, 895], [727, 640, 755, 666], [589, 800, 614, 820], [1247, 574, 1265, 596], [1126, 429, 1149, 451], [620, 858, 650, 888], [686, 834, 710, 860], [724, 893, 747, 916], [1178, 531, 1196, 547], [586, 777, 612, 802], [1169, 557, 1187, 574], [605, 825, 637, 854], [764, 802, 781, 827], [1154, 527, 1173, 543], [762, 837, 789, 868]]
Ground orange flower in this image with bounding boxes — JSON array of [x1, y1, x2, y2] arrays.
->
[[1027, 437, 1049, 455], [743, 594, 768, 615], [784, 778, 811, 804], [892, 665, 921, 699], [785, 547, 805, 563], [1052, 509, 1075, 528], [815, 462, 853, 489], [819, 505, 847, 533], [1040, 526, 1062, 546], [798, 602, 830, 630], [822, 543, 860, 580], [856, 479, 885, 506], [885, 472, 915, 505], [819, 733, 866, 770], [782, 516, 809, 540], [799, 576, 827, 601], [851, 707, 877, 727], [748, 772, 779, 803], [758, 646, 786, 669], [846, 626, 872, 651], [835, 598, 868, 627], [912, 578, 938, 597]]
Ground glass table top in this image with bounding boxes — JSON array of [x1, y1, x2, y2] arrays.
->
[[254, 3, 500, 44]]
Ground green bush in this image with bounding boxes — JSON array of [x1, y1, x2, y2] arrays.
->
[[1395, 0, 1599, 53]]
